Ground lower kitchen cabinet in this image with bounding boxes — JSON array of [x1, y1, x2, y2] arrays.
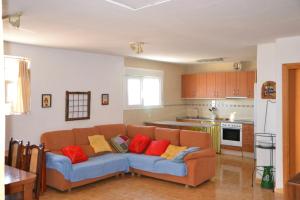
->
[[242, 124, 254, 152]]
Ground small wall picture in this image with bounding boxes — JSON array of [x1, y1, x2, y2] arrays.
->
[[261, 81, 276, 99], [101, 94, 109, 105], [42, 94, 52, 108]]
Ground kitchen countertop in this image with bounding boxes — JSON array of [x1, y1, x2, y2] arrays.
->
[[176, 116, 254, 125], [145, 120, 218, 128]]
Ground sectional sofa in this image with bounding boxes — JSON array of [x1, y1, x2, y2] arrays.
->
[[41, 124, 216, 191]]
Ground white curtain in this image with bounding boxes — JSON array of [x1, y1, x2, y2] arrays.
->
[[13, 60, 30, 113]]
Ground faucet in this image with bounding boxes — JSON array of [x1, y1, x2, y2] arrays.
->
[[209, 107, 217, 120], [193, 107, 200, 118]]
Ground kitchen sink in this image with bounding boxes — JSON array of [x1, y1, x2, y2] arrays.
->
[[183, 116, 229, 121]]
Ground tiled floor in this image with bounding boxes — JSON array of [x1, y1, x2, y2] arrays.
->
[[40, 154, 284, 200]]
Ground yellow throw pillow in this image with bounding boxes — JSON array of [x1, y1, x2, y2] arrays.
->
[[161, 145, 187, 160], [88, 135, 112, 153]]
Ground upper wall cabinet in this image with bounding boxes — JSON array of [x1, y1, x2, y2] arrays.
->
[[215, 72, 227, 98], [182, 71, 256, 99], [226, 71, 248, 97], [206, 72, 226, 98], [206, 72, 216, 98], [247, 71, 256, 98], [182, 74, 198, 98], [197, 73, 207, 98]]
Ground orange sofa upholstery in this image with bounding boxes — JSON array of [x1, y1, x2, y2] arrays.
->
[[41, 124, 216, 191]]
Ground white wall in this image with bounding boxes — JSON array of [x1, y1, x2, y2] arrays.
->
[[4, 42, 124, 147], [256, 36, 300, 189], [255, 43, 278, 181], [0, 2, 5, 198]]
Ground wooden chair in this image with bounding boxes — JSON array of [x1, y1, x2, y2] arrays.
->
[[7, 138, 23, 169], [24, 143, 44, 200]]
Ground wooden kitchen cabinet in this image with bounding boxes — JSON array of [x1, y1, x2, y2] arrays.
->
[[182, 71, 255, 99], [242, 124, 254, 152], [226, 71, 248, 97], [206, 72, 226, 98], [247, 71, 256, 98], [225, 72, 237, 97], [215, 72, 226, 98], [206, 72, 216, 98], [182, 74, 198, 98], [197, 73, 207, 98], [237, 71, 248, 97]]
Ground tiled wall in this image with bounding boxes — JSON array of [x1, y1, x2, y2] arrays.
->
[[185, 99, 254, 120], [124, 105, 186, 125]]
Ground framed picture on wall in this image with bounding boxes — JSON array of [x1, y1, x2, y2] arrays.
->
[[65, 91, 91, 121], [101, 94, 109, 105], [261, 81, 276, 99], [42, 94, 52, 108]]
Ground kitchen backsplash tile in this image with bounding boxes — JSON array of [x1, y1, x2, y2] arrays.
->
[[185, 99, 254, 120]]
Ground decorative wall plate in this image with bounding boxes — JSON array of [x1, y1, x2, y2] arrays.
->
[[261, 81, 276, 99]]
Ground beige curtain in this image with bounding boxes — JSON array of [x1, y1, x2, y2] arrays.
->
[[14, 60, 31, 113]]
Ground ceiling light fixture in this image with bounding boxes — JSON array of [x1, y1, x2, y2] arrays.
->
[[3, 12, 22, 28], [233, 62, 242, 70], [105, 0, 172, 11], [130, 42, 144, 54]]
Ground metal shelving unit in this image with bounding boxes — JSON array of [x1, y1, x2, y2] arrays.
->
[[252, 132, 276, 191]]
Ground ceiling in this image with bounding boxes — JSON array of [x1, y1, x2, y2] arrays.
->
[[3, 0, 300, 63]]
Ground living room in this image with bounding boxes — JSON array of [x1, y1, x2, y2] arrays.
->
[[1, 0, 300, 200]]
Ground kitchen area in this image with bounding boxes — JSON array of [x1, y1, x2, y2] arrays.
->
[[145, 70, 256, 158]]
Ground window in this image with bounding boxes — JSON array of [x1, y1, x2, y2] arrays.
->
[[4, 56, 31, 115], [125, 67, 163, 109]]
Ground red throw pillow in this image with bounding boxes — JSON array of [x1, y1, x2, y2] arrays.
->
[[61, 146, 88, 164], [145, 140, 170, 156], [129, 134, 152, 154]]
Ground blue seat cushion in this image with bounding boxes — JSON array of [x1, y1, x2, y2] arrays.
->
[[122, 153, 164, 172], [46, 152, 72, 180], [70, 153, 129, 182], [154, 160, 187, 176]]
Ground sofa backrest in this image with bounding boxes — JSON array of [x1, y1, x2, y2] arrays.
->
[[154, 127, 180, 145], [127, 125, 155, 139], [94, 124, 127, 140], [40, 125, 212, 156], [179, 130, 212, 149], [41, 130, 75, 152], [72, 127, 99, 157]]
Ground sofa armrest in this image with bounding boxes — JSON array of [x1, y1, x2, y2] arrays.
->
[[46, 152, 73, 180], [184, 148, 216, 162], [184, 152, 216, 186]]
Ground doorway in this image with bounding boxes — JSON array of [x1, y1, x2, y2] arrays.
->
[[282, 63, 300, 198]]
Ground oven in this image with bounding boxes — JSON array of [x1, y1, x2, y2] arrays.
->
[[221, 122, 242, 147]]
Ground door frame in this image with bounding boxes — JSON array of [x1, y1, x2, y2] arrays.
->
[[282, 63, 300, 193]]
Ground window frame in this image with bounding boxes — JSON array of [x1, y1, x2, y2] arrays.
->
[[5, 80, 16, 104], [124, 67, 164, 110], [4, 55, 31, 115]]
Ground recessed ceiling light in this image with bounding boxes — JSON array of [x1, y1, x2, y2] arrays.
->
[[105, 0, 172, 11], [196, 57, 224, 63]]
